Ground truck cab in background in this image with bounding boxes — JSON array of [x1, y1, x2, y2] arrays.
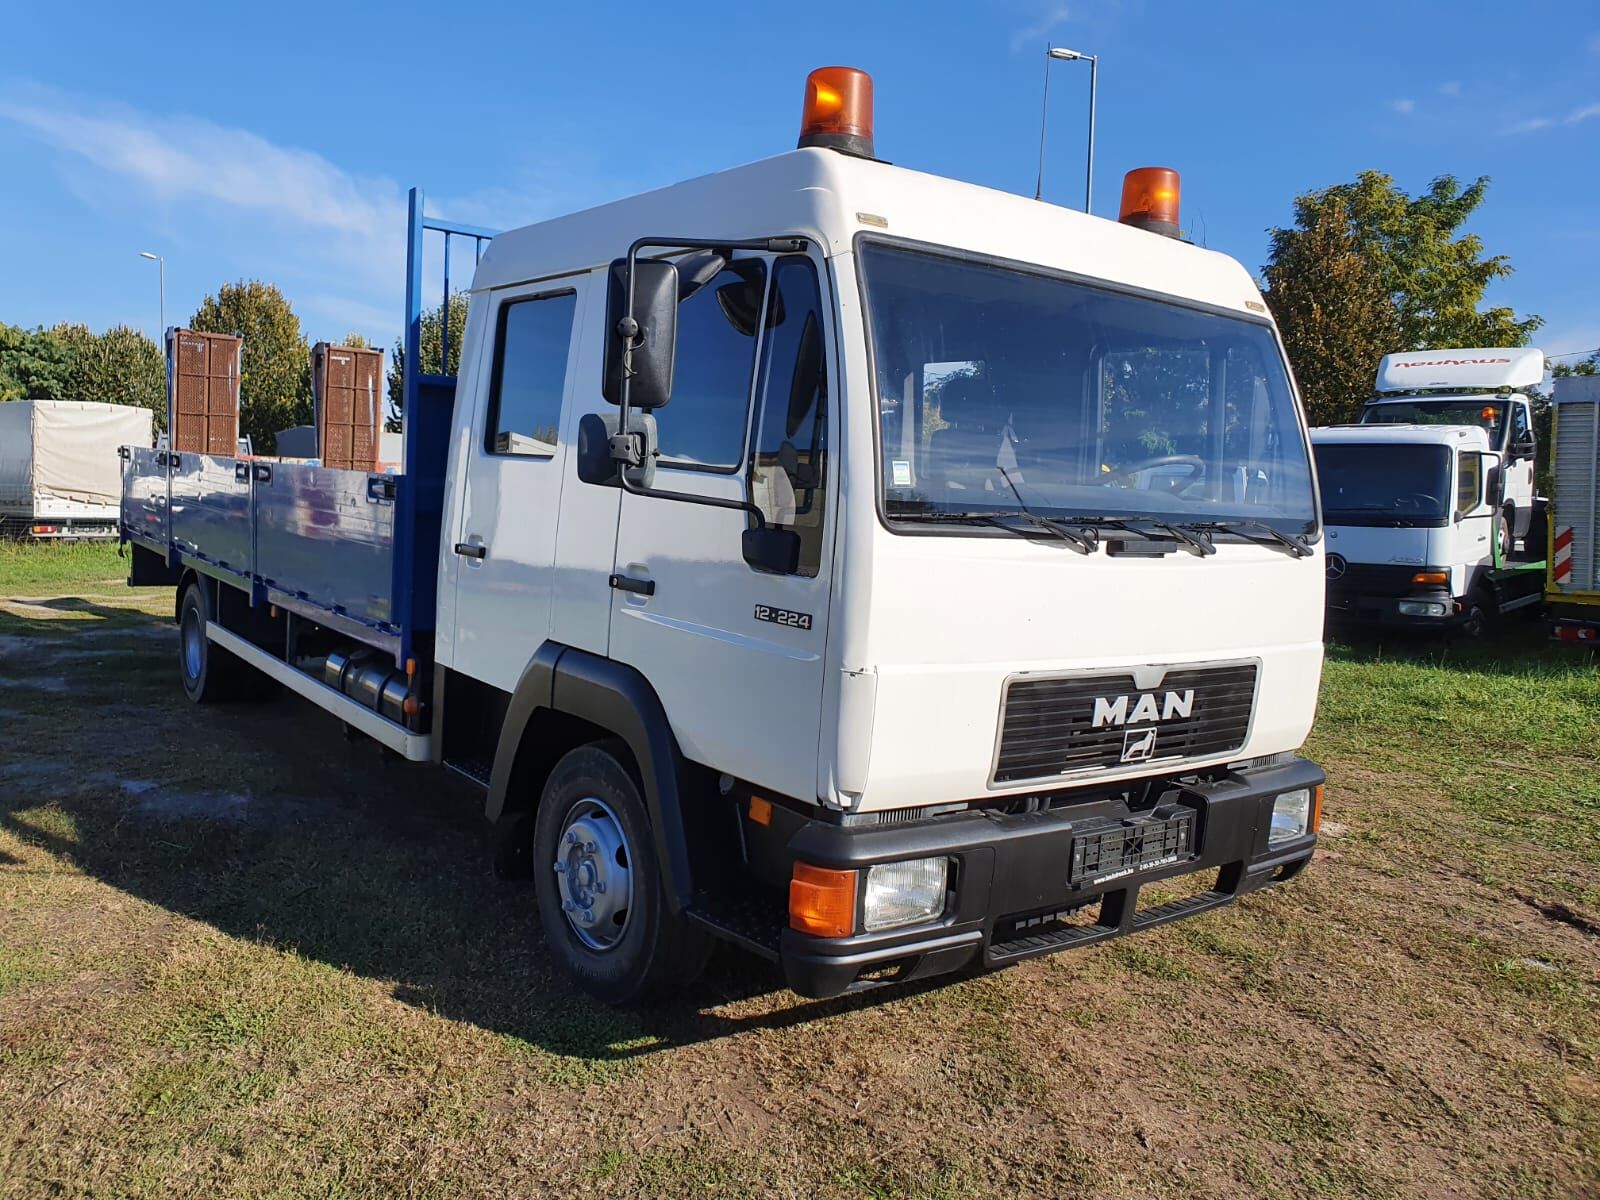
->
[[1358, 347, 1544, 558], [1312, 423, 1542, 634]]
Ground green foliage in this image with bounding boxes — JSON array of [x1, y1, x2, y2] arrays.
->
[[1262, 193, 1403, 425], [0, 321, 164, 428], [1264, 172, 1542, 425], [1552, 352, 1598, 378], [388, 291, 471, 430], [191, 280, 312, 454]]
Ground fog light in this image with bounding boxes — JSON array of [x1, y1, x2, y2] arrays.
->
[[1397, 600, 1448, 617], [863, 857, 949, 932], [1270, 788, 1312, 846]]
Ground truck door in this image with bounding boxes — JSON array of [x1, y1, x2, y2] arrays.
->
[[1506, 399, 1535, 538], [448, 279, 586, 694], [607, 252, 836, 802]]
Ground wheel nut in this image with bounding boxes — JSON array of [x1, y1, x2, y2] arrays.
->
[[565, 831, 578, 845], [562, 900, 575, 912], [594, 881, 606, 894], [584, 841, 597, 854]]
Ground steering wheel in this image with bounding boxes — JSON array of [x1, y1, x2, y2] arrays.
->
[[1394, 493, 1440, 512], [1104, 454, 1207, 488]]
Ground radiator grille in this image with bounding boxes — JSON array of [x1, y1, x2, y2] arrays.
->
[[993, 662, 1258, 784]]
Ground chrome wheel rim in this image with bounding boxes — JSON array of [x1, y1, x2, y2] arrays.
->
[[552, 797, 633, 951], [181, 607, 204, 679]]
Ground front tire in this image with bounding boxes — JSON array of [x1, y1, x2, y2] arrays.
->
[[532, 742, 711, 1005], [178, 582, 251, 703]]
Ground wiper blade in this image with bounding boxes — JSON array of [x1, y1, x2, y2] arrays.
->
[[892, 508, 1097, 554], [1069, 515, 1214, 557], [1185, 519, 1314, 558]]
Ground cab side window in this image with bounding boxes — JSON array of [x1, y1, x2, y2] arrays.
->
[[1456, 452, 1482, 514], [485, 291, 577, 456], [1511, 402, 1532, 447], [748, 257, 827, 576], [655, 259, 767, 469]]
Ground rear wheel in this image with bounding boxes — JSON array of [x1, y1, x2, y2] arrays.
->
[[178, 582, 253, 703], [532, 742, 711, 1005]]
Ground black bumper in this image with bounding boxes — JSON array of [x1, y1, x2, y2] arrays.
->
[[1327, 586, 1461, 629], [778, 757, 1322, 999]]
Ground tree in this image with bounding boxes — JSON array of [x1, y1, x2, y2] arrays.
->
[[0, 322, 77, 403], [1552, 352, 1599, 378], [341, 331, 371, 349], [388, 291, 471, 430], [0, 322, 164, 426], [191, 281, 312, 453], [1262, 193, 1403, 425]]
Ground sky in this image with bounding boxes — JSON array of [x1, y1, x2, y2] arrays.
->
[[1, 0, 1597, 365]]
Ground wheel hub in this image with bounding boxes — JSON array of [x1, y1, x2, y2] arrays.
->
[[552, 798, 632, 951]]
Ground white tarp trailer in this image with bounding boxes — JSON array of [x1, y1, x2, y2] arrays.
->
[[0, 399, 154, 539]]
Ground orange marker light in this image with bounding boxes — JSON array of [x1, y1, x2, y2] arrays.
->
[[748, 796, 773, 826], [798, 67, 875, 158], [1411, 571, 1449, 586], [789, 862, 857, 938], [1119, 167, 1182, 237], [1311, 784, 1324, 835]]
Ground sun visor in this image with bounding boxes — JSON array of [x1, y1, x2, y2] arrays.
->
[[1374, 347, 1544, 393]]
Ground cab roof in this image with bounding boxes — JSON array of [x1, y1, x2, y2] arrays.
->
[[472, 149, 1268, 319], [1312, 423, 1491, 451], [1374, 347, 1544, 393]]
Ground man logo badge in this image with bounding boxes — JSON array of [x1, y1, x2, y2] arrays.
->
[[1121, 727, 1158, 763]]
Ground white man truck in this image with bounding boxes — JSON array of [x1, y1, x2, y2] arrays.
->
[[120, 67, 1326, 1004]]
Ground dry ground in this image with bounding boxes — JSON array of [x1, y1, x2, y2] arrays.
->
[[0, 544, 1597, 1198]]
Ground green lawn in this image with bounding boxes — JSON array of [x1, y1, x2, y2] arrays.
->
[[0, 539, 127, 592], [0, 555, 1596, 1199]]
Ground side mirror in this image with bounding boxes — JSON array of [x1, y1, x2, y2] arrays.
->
[[603, 258, 678, 409], [742, 527, 801, 575], [577, 410, 658, 489], [1512, 438, 1536, 461]]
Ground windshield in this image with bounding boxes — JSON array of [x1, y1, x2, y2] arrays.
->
[[858, 244, 1316, 535], [1361, 398, 1505, 448], [1314, 443, 1450, 525]]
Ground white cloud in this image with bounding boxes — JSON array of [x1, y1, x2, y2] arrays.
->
[[1437, 81, 1461, 98], [1566, 102, 1600, 124], [1391, 98, 1416, 115], [1506, 115, 1555, 135], [1504, 100, 1600, 136], [1011, 4, 1073, 53]]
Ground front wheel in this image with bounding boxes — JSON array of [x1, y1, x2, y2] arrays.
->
[[178, 582, 247, 703], [531, 742, 711, 1005]]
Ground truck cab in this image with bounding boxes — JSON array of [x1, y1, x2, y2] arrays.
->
[[123, 67, 1328, 1004], [1312, 423, 1542, 633], [1358, 347, 1544, 555]]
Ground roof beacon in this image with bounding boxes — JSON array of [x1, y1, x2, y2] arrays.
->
[[1119, 167, 1181, 238], [798, 66, 875, 159]]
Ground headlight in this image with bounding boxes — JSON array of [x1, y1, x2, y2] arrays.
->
[[1397, 600, 1449, 617], [863, 857, 949, 931], [1269, 788, 1313, 845]]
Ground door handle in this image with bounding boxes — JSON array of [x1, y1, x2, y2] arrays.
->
[[454, 542, 487, 560], [609, 574, 655, 596]]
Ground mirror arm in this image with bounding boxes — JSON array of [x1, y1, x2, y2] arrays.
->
[[612, 232, 815, 530]]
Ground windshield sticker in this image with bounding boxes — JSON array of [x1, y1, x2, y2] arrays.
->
[[891, 459, 912, 487]]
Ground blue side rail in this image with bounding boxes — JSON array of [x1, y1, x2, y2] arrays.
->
[[120, 188, 500, 671]]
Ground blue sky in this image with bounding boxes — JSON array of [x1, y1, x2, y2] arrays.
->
[[2, 0, 1597, 364]]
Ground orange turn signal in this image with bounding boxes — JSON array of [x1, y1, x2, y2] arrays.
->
[[1119, 167, 1182, 237], [789, 862, 857, 938], [1411, 571, 1449, 586], [1311, 784, 1324, 835], [798, 66, 874, 158], [748, 795, 773, 826]]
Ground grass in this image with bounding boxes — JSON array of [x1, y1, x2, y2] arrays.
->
[[0, 545, 1596, 1199], [0, 539, 127, 592]]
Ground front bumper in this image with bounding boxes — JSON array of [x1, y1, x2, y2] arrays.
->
[[779, 757, 1323, 998], [1327, 586, 1462, 628]]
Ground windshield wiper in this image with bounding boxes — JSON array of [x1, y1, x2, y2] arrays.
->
[[893, 507, 1098, 554], [1066, 514, 1215, 557], [1184, 519, 1314, 558], [997, 467, 1097, 554]]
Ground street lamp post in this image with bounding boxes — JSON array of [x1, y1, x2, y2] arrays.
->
[[1034, 46, 1098, 214], [138, 251, 165, 338]]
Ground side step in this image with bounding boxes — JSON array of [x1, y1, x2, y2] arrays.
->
[[206, 621, 433, 762]]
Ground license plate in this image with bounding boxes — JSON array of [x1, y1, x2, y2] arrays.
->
[[1069, 808, 1196, 887]]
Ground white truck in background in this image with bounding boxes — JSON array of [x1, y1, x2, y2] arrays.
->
[[1358, 348, 1544, 558], [122, 67, 1327, 1004], [0, 399, 153, 539], [1313, 423, 1542, 634]]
